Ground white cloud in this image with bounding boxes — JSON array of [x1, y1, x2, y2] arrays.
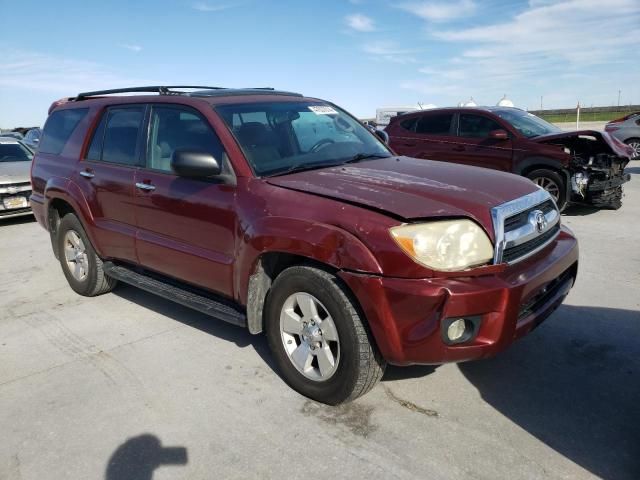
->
[[191, 2, 235, 12], [397, 0, 476, 22], [0, 51, 150, 95], [119, 43, 142, 53], [362, 41, 417, 63], [402, 0, 640, 108], [345, 13, 375, 32]]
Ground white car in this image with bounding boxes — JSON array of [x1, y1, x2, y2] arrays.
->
[[0, 138, 33, 219]]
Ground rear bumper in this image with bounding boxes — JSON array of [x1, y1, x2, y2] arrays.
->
[[339, 226, 579, 366]]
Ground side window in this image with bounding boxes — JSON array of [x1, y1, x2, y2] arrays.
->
[[415, 114, 453, 135], [459, 114, 502, 138], [101, 107, 144, 165], [86, 112, 108, 161], [39, 108, 88, 154], [147, 106, 226, 173], [400, 117, 417, 132]]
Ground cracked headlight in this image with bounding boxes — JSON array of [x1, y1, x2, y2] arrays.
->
[[390, 219, 494, 271]]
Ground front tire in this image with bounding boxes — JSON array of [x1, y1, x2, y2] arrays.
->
[[265, 265, 386, 405], [526, 169, 567, 211], [57, 213, 117, 296]]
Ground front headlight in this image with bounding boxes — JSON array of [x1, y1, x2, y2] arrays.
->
[[390, 219, 494, 271]]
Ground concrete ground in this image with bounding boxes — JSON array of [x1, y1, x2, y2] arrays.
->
[[1, 167, 639, 480]]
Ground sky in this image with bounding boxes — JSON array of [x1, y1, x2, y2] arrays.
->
[[1, 0, 639, 127]]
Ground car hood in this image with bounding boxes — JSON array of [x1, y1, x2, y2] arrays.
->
[[531, 130, 631, 158], [266, 156, 539, 232], [0, 161, 32, 185]]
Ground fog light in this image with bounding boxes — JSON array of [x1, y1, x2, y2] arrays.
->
[[447, 319, 466, 341]]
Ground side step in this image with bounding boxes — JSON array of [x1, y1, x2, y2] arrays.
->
[[103, 262, 247, 328]]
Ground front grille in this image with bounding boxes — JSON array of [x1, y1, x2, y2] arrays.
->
[[492, 190, 561, 265], [503, 223, 560, 263], [504, 199, 555, 231]]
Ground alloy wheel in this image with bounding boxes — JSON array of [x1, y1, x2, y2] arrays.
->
[[279, 292, 340, 381], [533, 177, 560, 202], [63, 230, 89, 281]]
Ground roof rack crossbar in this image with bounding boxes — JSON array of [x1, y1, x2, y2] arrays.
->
[[74, 86, 225, 100]]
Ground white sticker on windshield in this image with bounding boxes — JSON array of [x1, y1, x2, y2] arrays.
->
[[309, 105, 338, 115]]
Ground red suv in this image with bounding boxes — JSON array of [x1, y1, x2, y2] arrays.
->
[[385, 107, 631, 210], [31, 87, 578, 404]]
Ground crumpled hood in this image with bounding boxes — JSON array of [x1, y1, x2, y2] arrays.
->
[[0, 161, 32, 185], [532, 130, 631, 158], [267, 156, 538, 230]]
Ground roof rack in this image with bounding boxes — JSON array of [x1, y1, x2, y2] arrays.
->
[[74, 86, 225, 100], [188, 88, 303, 98]]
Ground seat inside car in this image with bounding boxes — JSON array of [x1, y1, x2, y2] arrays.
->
[[235, 122, 282, 170]]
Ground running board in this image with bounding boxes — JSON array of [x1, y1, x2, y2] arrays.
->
[[103, 262, 247, 327]]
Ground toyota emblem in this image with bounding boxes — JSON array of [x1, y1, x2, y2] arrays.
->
[[532, 210, 547, 233]]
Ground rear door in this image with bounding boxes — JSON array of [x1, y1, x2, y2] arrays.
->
[[395, 112, 457, 161], [452, 113, 513, 171], [133, 104, 237, 297], [74, 105, 145, 263]]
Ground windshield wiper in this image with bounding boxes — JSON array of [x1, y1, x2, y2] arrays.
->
[[344, 153, 391, 164], [269, 153, 391, 177]]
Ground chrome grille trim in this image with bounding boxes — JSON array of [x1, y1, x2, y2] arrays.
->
[[491, 189, 560, 265]]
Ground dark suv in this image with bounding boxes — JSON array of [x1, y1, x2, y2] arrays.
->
[[31, 86, 578, 404], [385, 107, 631, 210]]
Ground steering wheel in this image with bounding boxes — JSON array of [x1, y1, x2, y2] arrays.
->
[[310, 138, 335, 153]]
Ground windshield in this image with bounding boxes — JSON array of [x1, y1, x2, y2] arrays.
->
[[492, 109, 562, 138], [216, 101, 391, 176], [0, 142, 33, 162]]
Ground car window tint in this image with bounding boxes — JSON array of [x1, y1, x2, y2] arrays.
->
[[459, 114, 502, 138], [0, 142, 33, 162], [39, 108, 88, 155], [86, 112, 108, 161], [415, 114, 453, 135], [400, 118, 417, 132], [101, 107, 143, 166], [147, 106, 225, 173]]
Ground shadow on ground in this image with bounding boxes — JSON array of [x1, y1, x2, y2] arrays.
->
[[105, 434, 187, 480], [113, 284, 275, 372], [0, 214, 35, 226], [459, 304, 640, 480]]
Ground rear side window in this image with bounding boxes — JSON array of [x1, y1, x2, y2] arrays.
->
[[415, 114, 453, 135], [400, 117, 417, 132], [39, 108, 88, 154], [87, 107, 144, 166], [459, 114, 502, 138]]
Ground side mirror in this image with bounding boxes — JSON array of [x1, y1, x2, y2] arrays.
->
[[171, 150, 221, 178], [375, 129, 389, 144], [489, 129, 509, 140]]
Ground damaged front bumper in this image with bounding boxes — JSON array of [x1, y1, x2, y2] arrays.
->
[[570, 153, 630, 209]]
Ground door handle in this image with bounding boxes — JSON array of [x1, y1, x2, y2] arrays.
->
[[135, 182, 156, 192], [79, 170, 95, 179]]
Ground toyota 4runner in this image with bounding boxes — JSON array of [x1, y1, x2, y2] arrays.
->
[[31, 86, 579, 404]]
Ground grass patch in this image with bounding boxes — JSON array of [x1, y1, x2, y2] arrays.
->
[[538, 110, 631, 124]]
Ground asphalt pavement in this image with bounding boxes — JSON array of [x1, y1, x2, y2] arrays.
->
[[1, 167, 639, 480]]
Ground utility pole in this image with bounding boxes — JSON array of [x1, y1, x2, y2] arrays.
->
[[540, 95, 543, 110]]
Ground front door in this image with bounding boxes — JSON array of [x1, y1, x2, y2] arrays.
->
[[74, 105, 145, 263], [133, 104, 237, 298]]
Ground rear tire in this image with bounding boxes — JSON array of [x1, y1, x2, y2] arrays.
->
[[624, 138, 640, 160], [265, 265, 386, 405], [57, 213, 117, 296], [526, 169, 567, 211]]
